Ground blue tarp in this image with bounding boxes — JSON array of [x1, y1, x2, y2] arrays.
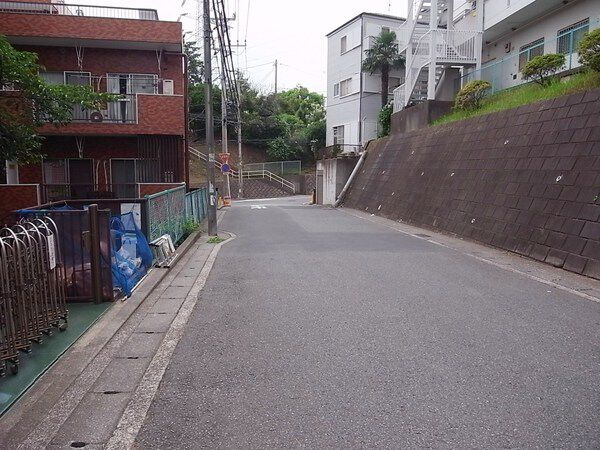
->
[[110, 212, 153, 297]]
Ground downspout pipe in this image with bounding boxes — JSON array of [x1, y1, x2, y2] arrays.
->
[[334, 148, 368, 208]]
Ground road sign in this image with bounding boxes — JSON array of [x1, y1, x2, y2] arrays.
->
[[221, 163, 230, 173], [219, 153, 230, 164]]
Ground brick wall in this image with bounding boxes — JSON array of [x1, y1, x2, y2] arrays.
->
[[0, 184, 40, 225], [344, 89, 600, 280]]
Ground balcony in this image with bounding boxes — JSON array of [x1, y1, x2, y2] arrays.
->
[[39, 94, 185, 136], [0, 1, 182, 51]]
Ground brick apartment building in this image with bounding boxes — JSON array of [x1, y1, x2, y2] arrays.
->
[[0, 0, 188, 213]]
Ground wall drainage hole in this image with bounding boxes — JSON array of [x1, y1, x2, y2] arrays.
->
[[126, 356, 139, 360], [143, 331, 156, 334], [103, 390, 122, 395], [70, 442, 87, 448]]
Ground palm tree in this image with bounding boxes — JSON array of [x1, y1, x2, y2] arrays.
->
[[362, 30, 405, 108]]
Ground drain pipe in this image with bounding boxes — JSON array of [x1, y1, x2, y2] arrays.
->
[[334, 149, 368, 208]]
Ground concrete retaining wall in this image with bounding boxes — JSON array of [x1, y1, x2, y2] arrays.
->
[[344, 89, 600, 279]]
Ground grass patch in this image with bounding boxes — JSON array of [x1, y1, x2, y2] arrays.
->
[[434, 70, 600, 125], [207, 236, 226, 244]]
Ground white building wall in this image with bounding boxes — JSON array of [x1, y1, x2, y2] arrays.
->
[[326, 14, 405, 150]]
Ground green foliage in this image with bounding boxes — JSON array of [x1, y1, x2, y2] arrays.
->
[[378, 103, 393, 138], [207, 236, 225, 244], [578, 28, 600, 72], [522, 53, 566, 86], [454, 80, 492, 110], [362, 30, 405, 108], [184, 41, 203, 85], [436, 70, 600, 125], [188, 82, 222, 136], [0, 35, 118, 163]]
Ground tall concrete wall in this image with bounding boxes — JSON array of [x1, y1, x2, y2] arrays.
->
[[344, 89, 600, 279]]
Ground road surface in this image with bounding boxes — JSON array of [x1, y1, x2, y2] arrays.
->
[[136, 196, 600, 448]]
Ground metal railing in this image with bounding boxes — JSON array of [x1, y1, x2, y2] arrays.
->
[[244, 160, 301, 176], [71, 95, 137, 124], [458, 19, 598, 95], [0, 1, 158, 20], [189, 147, 296, 194], [0, 217, 68, 377]]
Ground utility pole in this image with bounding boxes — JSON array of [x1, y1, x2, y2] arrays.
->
[[237, 79, 243, 198], [274, 59, 278, 94], [204, 0, 217, 236], [220, 57, 231, 203]]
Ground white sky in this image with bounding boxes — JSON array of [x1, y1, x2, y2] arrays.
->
[[75, 0, 409, 94]]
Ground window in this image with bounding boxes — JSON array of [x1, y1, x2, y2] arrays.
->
[[333, 125, 345, 145], [39, 71, 65, 85], [333, 83, 340, 97], [557, 18, 589, 54], [382, 26, 390, 34], [388, 76, 403, 93], [518, 38, 544, 71], [340, 77, 352, 96], [107, 74, 158, 94], [340, 35, 347, 54]]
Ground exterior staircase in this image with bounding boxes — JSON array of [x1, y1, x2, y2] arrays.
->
[[393, 0, 483, 112]]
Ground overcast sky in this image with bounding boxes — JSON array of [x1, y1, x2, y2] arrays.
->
[[76, 0, 409, 94]]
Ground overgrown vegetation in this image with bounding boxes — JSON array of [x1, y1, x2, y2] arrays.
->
[[454, 80, 491, 110], [180, 218, 201, 242], [435, 70, 600, 125], [184, 42, 325, 164], [378, 103, 393, 137], [207, 235, 226, 244], [578, 28, 600, 72], [522, 53, 566, 86], [0, 35, 118, 163]]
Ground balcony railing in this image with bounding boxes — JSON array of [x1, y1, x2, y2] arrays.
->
[[71, 94, 137, 124], [0, 1, 158, 20]]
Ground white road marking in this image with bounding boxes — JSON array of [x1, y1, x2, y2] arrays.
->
[[105, 233, 235, 450], [251, 205, 267, 209]]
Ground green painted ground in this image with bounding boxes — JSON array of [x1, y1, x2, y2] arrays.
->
[[0, 302, 111, 416]]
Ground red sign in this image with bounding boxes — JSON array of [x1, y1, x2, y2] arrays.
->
[[219, 153, 230, 165]]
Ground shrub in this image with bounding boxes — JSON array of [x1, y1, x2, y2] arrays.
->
[[578, 28, 600, 72], [378, 103, 393, 138], [454, 80, 491, 110], [522, 53, 566, 86]]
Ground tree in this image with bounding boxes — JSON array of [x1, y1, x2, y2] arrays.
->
[[578, 28, 600, 72], [378, 103, 393, 138], [0, 35, 117, 163], [522, 53, 566, 86], [184, 41, 203, 85], [362, 30, 405, 108]]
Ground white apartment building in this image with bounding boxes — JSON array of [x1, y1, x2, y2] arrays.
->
[[467, 0, 600, 92], [325, 13, 406, 151]]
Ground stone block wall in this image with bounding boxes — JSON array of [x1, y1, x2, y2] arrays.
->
[[344, 89, 600, 279]]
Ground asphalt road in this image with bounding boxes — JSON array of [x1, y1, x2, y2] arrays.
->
[[136, 196, 600, 449]]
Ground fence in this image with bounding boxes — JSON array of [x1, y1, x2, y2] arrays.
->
[[19, 205, 114, 303], [0, 2, 158, 20], [185, 188, 208, 225], [0, 217, 68, 376], [244, 160, 302, 176], [146, 185, 186, 244], [458, 19, 599, 94]]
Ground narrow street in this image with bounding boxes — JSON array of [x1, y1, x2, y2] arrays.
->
[[134, 197, 600, 448]]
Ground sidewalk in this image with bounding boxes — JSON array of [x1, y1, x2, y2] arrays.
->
[[0, 214, 230, 449]]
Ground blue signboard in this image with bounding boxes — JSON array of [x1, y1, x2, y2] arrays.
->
[[221, 163, 231, 173]]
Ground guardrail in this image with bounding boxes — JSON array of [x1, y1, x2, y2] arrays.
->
[[0, 1, 158, 20]]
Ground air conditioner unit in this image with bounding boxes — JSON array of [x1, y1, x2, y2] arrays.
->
[[162, 79, 174, 95], [90, 111, 104, 123]]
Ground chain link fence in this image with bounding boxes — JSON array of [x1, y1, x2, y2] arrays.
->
[[146, 185, 186, 244], [244, 161, 302, 176]]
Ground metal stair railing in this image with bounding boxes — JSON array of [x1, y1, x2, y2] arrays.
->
[[189, 147, 296, 194]]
